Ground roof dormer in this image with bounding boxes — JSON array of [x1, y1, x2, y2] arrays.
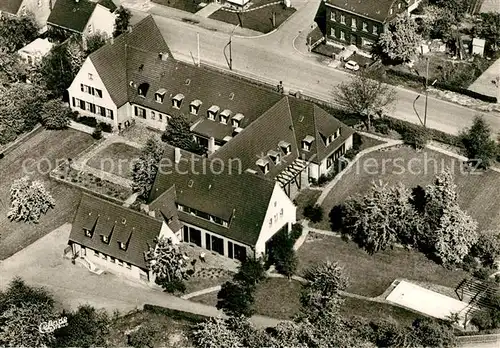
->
[[302, 135, 315, 151], [268, 150, 281, 164], [155, 88, 166, 103], [190, 100, 202, 115], [256, 158, 270, 174], [207, 105, 219, 120], [138, 82, 149, 97], [231, 113, 244, 128], [232, 127, 243, 137], [172, 94, 184, 109], [278, 140, 291, 155], [220, 109, 231, 124]]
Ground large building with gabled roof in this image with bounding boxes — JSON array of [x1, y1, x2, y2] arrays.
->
[[68, 15, 355, 267]]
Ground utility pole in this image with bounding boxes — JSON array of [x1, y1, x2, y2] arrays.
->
[[424, 57, 429, 128], [224, 23, 240, 71], [197, 32, 200, 67]]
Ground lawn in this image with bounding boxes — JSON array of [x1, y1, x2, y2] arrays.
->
[[87, 142, 142, 179], [340, 297, 424, 326], [294, 188, 321, 220], [314, 146, 500, 232], [152, 0, 205, 13], [209, 1, 296, 34], [190, 277, 303, 320], [107, 307, 196, 347], [0, 128, 95, 260], [355, 133, 385, 151], [297, 232, 470, 297]]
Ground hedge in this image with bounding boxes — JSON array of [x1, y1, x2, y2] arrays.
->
[[386, 69, 497, 103], [143, 304, 208, 324]]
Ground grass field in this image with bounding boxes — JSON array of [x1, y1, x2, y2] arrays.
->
[[86, 142, 142, 179], [253, 278, 302, 319], [294, 188, 321, 220], [296, 233, 469, 297], [152, 0, 205, 13], [340, 297, 424, 326], [314, 146, 500, 231], [0, 128, 95, 260], [209, 1, 296, 34]]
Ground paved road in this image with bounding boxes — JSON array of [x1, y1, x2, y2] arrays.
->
[[127, 0, 500, 135]]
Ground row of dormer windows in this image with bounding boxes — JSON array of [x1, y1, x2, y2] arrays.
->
[[177, 204, 229, 227], [256, 141, 293, 174], [83, 228, 128, 250]]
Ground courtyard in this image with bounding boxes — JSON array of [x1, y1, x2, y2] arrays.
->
[[0, 128, 95, 260]]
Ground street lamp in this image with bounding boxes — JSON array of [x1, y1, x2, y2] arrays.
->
[[224, 23, 240, 71], [412, 57, 437, 128]]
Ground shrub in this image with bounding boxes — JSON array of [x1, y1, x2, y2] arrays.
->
[[303, 204, 324, 223], [471, 310, 493, 331], [40, 100, 71, 129], [471, 230, 500, 268], [98, 122, 113, 133], [375, 122, 390, 135], [161, 279, 186, 294], [92, 125, 102, 140], [401, 125, 430, 149], [78, 116, 97, 128], [290, 223, 303, 242], [344, 148, 358, 160], [473, 267, 491, 280]]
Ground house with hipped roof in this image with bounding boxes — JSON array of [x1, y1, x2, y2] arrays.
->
[[47, 0, 117, 39], [0, 0, 54, 31], [67, 16, 355, 278], [317, 0, 422, 49]]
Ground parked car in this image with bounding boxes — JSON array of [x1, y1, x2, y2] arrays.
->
[[344, 60, 360, 71]]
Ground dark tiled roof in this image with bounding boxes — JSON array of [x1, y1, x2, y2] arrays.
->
[[148, 184, 182, 232], [325, 0, 398, 22], [211, 96, 354, 178], [47, 0, 115, 33], [0, 0, 23, 14], [149, 143, 277, 246], [125, 48, 282, 140], [89, 15, 172, 106], [69, 193, 163, 269]]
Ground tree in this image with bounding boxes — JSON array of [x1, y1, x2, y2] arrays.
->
[[145, 236, 189, 292], [8, 177, 55, 223], [474, 13, 500, 53], [471, 230, 500, 268], [428, 0, 468, 20], [161, 113, 205, 154], [192, 317, 244, 348], [342, 182, 422, 253], [131, 137, 165, 199], [377, 14, 422, 63], [434, 204, 478, 265], [0, 83, 48, 144], [0, 50, 27, 83], [127, 322, 162, 348], [54, 305, 110, 348], [39, 43, 77, 97], [40, 100, 72, 129], [421, 5, 456, 41], [303, 261, 349, 296], [114, 6, 132, 38], [411, 317, 457, 348], [216, 280, 255, 317], [0, 14, 38, 53], [460, 116, 498, 169], [303, 203, 323, 223], [234, 257, 266, 286], [85, 32, 108, 56], [332, 70, 396, 130], [269, 231, 298, 278], [0, 278, 58, 347], [66, 36, 85, 76]]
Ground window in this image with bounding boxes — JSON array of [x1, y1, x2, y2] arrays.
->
[[269, 219, 272, 227], [220, 110, 231, 124], [94, 250, 98, 256], [351, 18, 356, 30], [280, 208, 284, 217], [86, 102, 92, 112], [79, 100, 85, 109], [101, 235, 108, 243], [279, 141, 291, 155], [101, 253, 106, 259], [211, 235, 224, 255], [84, 229, 92, 237], [331, 28, 335, 37], [110, 257, 115, 263], [340, 14, 345, 24], [256, 159, 269, 174], [228, 241, 234, 259], [207, 105, 219, 120], [188, 227, 202, 247], [373, 25, 379, 35], [231, 113, 244, 127], [119, 242, 127, 250], [88, 24, 93, 34], [390, 8, 393, 14], [190, 100, 202, 115], [155, 89, 166, 103], [106, 109, 114, 120], [138, 83, 149, 97], [302, 136, 314, 151], [172, 94, 184, 109], [363, 22, 368, 31], [98, 106, 105, 116], [151, 111, 156, 120], [159, 114, 163, 121], [234, 244, 247, 262], [330, 11, 335, 21], [94, 88, 102, 98], [134, 106, 146, 119], [268, 151, 280, 164], [72, 97, 76, 107], [126, 263, 132, 269], [274, 214, 278, 223], [88, 73, 93, 80], [340, 30, 345, 41], [118, 260, 123, 266]]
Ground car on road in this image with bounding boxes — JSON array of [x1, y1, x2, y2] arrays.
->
[[344, 60, 360, 71]]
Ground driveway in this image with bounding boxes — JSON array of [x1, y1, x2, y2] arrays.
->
[[0, 223, 283, 328]]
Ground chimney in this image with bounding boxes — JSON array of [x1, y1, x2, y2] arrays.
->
[[174, 147, 181, 164], [208, 137, 215, 154], [127, 25, 133, 33]]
